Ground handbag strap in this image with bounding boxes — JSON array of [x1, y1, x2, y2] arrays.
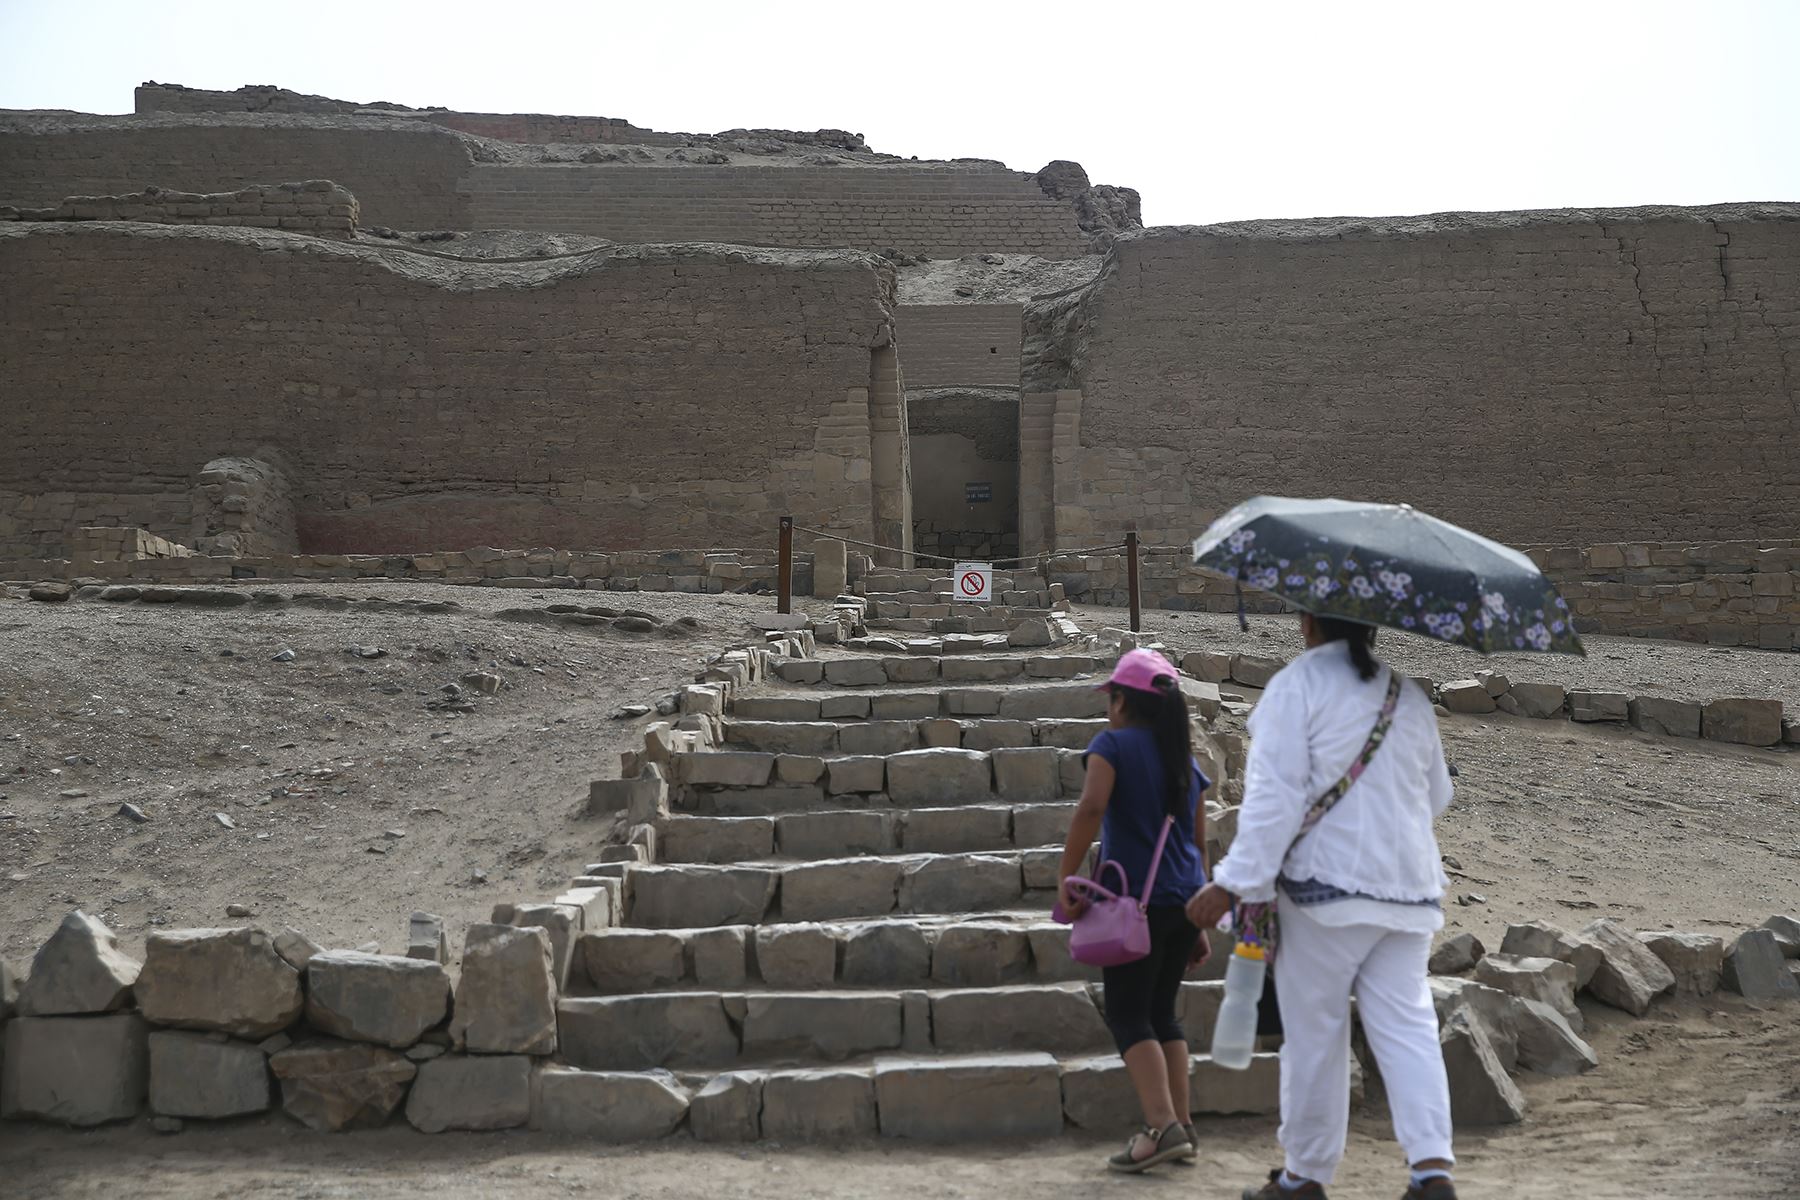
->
[[1138, 815, 1176, 906], [1294, 668, 1403, 840]]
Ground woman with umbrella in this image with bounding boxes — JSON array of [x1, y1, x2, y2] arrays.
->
[[1183, 497, 1583, 1200]]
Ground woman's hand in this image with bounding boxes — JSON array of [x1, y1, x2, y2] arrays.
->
[[1057, 875, 1090, 919], [1186, 929, 1212, 974], [1185, 882, 1236, 930]]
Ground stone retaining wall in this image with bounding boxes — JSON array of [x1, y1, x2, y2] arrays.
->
[[0, 180, 358, 237]]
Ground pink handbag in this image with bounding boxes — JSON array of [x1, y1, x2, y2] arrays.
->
[[1052, 817, 1175, 967]]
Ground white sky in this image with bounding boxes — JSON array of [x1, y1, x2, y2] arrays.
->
[[2, 0, 1795, 226]]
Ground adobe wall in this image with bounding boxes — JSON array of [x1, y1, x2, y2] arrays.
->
[[908, 391, 1020, 562], [0, 115, 475, 230], [895, 304, 1023, 389], [460, 165, 1092, 257], [0, 224, 898, 556], [1, 180, 359, 237], [1038, 205, 1800, 551]]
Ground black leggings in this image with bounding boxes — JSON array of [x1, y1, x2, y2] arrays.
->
[[1101, 904, 1200, 1054]]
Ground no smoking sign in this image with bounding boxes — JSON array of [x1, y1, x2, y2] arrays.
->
[[954, 562, 993, 604]]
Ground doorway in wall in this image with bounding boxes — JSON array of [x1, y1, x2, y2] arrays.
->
[[906, 388, 1019, 564]]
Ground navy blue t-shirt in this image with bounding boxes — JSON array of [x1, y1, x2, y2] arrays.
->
[[1085, 726, 1209, 907]]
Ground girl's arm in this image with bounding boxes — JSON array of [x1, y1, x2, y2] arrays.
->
[[1057, 755, 1115, 912]]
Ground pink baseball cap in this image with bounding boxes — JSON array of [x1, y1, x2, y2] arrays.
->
[[1098, 647, 1177, 693]]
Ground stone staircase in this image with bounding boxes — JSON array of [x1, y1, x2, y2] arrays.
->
[[571, 631, 1269, 1142], [840, 570, 1083, 653]]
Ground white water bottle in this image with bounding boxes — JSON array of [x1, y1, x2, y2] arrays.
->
[[1209, 942, 1267, 1070]]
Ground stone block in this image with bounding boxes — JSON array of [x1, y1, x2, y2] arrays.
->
[[689, 926, 748, 988], [627, 865, 776, 928], [305, 951, 450, 1049], [882, 657, 941, 683], [776, 754, 827, 783], [886, 748, 993, 804], [826, 755, 887, 794], [134, 926, 302, 1038], [1035, 718, 1108, 750], [930, 983, 1109, 1054], [1499, 920, 1603, 988], [931, 923, 1031, 986], [555, 885, 615, 932], [1191, 1051, 1283, 1114], [1580, 918, 1676, 1015], [269, 1037, 416, 1131], [760, 1067, 877, 1139], [773, 659, 824, 684], [900, 854, 1022, 913], [1427, 977, 1520, 1071], [1568, 690, 1629, 722], [943, 688, 1004, 716], [1510, 999, 1597, 1077], [273, 927, 321, 972], [837, 721, 918, 755], [1474, 954, 1582, 1030], [531, 1066, 688, 1138], [1701, 698, 1784, 746], [900, 805, 1011, 853], [741, 992, 903, 1060], [841, 922, 932, 986], [1762, 914, 1800, 957], [959, 719, 1035, 750], [406, 912, 449, 964], [1440, 680, 1497, 715], [777, 810, 894, 857], [1635, 931, 1726, 994], [731, 696, 821, 721], [1025, 925, 1096, 983], [658, 815, 776, 863], [148, 1031, 270, 1119], [689, 1070, 764, 1141], [581, 929, 686, 992], [451, 924, 557, 1056], [1229, 653, 1285, 688], [1429, 932, 1486, 975], [942, 658, 1025, 682], [1, 1013, 147, 1126], [1510, 682, 1568, 719], [1182, 650, 1232, 682], [16, 910, 139, 1017], [819, 694, 871, 719], [781, 858, 902, 920], [1439, 1009, 1525, 1125], [991, 746, 1060, 803], [754, 924, 840, 988], [1628, 696, 1701, 738], [824, 659, 887, 686], [724, 720, 839, 755], [871, 691, 941, 720], [1012, 803, 1075, 848], [586, 770, 668, 821], [405, 1054, 532, 1133], [557, 994, 738, 1070], [1722, 930, 1800, 1000], [1058, 749, 1086, 794], [503, 904, 581, 988], [997, 685, 1108, 720], [875, 1052, 1062, 1139], [814, 540, 849, 599]]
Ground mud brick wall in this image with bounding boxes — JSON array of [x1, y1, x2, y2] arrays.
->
[[66, 526, 195, 562], [0, 117, 474, 231], [0, 224, 897, 555], [1046, 205, 1800, 550], [461, 165, 1092, 258], [0, 490, 195, 560], [2, 181, 358, 237], [194, 456, 300, 556], [895, 304, 1024, 388]]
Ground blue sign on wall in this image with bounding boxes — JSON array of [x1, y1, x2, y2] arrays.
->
[[965, 482, 992, 503]]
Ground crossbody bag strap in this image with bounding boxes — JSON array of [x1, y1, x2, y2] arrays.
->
[[1138, 815, 1176, 907], [1294, 667, 1403, 841]]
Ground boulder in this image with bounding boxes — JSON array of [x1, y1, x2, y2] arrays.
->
[[1440, 680, 1497, 715], [760, 1066, 878, 1139], [531, 1066, 689, 1137], [1498, 919, 1603, 988], [16, 910, 140, 1016], [0, 1013, 147, 1125], [1426, 977, 1520, 1071], [689, 1070, 763, 1141], [1181, 650, 1232, 682], [1510, 999, 1598, 1077], [135, 927, 303, 1038], [1509, 682, 1568, 719], [885, 748, 993, 805], [1568, 691, 1629, 722], [1474, 954, 1582, 1030], [268, 1037, 417, 1131], [305, 951, 450, 1048], [1428, 932, 1486, 975], [841, 922, 932, 986], [1635, 931, 1726, 995], [1228, 653, 1285, 688], [1701, 698, 1784, 746], [1007, 618, 1055, 648], [754, 924, 840, 988], [1438, 1009, 1526, 1125], [1627, 697, 1701, 738], [1763, 914, 1800, 958], [1580, 918, 1676, 1015], [405, 1054, 532, 1132], [874, 1052, 1063, 1139], [1721, 930, 1800, 1001], [557, 993, 738, 1070], [148, 1031, 271, 1118], [450, 924, 558, 1055]]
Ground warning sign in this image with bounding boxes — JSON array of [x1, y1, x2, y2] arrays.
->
[[954, 561, 993, 604]]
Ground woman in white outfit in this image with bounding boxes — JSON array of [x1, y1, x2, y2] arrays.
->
[[1187, 614, 1458, 1200]]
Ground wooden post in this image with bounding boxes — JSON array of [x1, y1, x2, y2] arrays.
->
[[1126, 529, 1141, 634], [777, 515, 794, 615]]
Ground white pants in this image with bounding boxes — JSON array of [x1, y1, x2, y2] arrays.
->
[[1274, 899, 1454, 1184]]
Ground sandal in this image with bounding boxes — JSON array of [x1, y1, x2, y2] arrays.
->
[[1243, 1167, 1330, 1198], [1173, 1123, 1199, 1164], [1106, 1122, 1190, 1173]]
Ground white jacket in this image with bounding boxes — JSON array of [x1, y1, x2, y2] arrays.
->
[[1212, 639, 1453, 905]]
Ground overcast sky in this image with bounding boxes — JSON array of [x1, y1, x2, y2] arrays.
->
[[3, 0, 1794, 226]]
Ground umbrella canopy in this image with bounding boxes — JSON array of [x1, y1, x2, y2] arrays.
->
[[1192, 496, 1585, 656]]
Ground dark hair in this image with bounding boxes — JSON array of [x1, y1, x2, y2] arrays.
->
[[1110, 674, 1195, 818], [1314, 615, 1380, 681]]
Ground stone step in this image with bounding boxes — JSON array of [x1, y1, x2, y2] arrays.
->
[[858, 573, 1029, 593], [713, 713, 1107, 753], [769, 652, 1111, 687], [656, 802, 1079, 863], [736, 681, 1108, 724], [671, 746, 1085, 814], [555, 981, 1230, 1070], [617, 850, 1058, 927], [532, 1050, 1276, 1141], [573, 914, 1235, 993], [865, 603, 1059, 622]]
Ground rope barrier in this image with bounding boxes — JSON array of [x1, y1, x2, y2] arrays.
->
[[789, 524, 1132, 570]]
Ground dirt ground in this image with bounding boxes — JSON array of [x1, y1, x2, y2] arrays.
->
[[1, 584, 1796, 1197]]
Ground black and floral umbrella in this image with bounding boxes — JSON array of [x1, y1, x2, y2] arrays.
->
[[1192, 496, 1585, 656]]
